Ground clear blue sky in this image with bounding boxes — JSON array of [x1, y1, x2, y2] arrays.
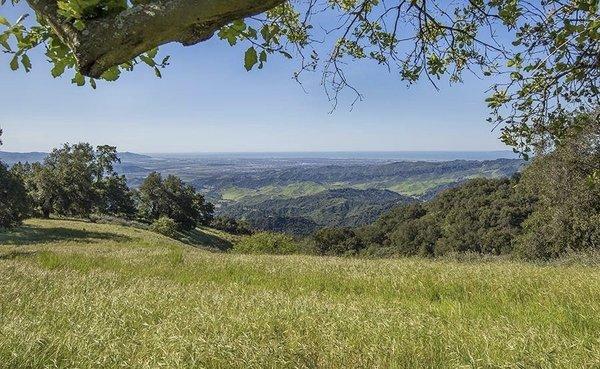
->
[[0, 4, 508, 153]]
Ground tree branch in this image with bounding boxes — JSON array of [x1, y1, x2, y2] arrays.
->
[[26, 0, 285, 77]]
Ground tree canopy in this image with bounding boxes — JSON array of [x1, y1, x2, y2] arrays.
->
[[10, 143, 135, 218], [306, 112, 599, 259], [1, 0, 598, 151], [4, 141, 215, 231], [0, 129, 30, 228], [138, 171, 215, 231]]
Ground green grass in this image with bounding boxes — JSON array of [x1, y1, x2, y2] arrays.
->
[[1, 219, 600, 368], [220, 182, 329, 201]]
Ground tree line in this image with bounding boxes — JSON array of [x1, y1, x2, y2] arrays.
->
[[0, 138, 214, 232], [303, 114, 599, 259], [235, 113, 599, 260], [2, 111, 598, 260]]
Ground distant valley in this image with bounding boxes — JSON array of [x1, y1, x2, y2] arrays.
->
[[0, 150, 525, 234]]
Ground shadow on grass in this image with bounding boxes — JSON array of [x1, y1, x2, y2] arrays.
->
[[0, 250, 37, 260], [180, 228, 233, 252], [0, 225, 132, 246]]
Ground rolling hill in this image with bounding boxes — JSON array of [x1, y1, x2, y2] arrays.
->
[[210, 159, 525, 233], [0, 218, 598, 368]]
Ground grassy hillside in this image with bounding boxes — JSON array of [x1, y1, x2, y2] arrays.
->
[[1, 219, 599, 368]]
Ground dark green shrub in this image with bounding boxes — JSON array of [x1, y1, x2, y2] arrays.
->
[[514, 115, 600, 258], [310, 227, 364, 256], [210, 216, 252, 235], [150, 216, 179, 238], [234, 232, 298, 254], [138, 172, 214, 231], [0, 163, 31, 229]]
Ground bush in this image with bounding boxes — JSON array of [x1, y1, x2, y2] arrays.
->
[[0, 163, 30, 229], [310, 227, 364, 256], [210, 216, 252, 235], [234, 232, 298, 255], [150, 216, 179, 238]]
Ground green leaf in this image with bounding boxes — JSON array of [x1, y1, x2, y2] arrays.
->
[[154, 66, 162, 78], [9, 54, 18, 71], [258, 50, 267, 69], [146, 47, 158, 59], [246, 26, 257, 40], [72, 72, 85, 86], [218, 27, 239, 46], [139, 55, 155, 67], [21, 54, 31, 72], [0, 16, 10, 27], [73, 20, 86, 31], [89, 78, 97, 89], [0, 33, 11, 51], [51, 61, 67, 78], [101, 67, 120, 81], [244, 47, 257, 71], [232, 19, 246, 31]]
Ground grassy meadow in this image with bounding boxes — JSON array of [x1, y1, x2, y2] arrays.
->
[[1, 219, 600, 368]]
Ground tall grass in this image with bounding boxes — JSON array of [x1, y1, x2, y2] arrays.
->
[[1, 219, 599, 368]]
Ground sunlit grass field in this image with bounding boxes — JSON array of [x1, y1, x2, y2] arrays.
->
[[1, 219, 599, 368]]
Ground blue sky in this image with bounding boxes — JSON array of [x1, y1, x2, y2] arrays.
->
[[0, 5, 508, 153]]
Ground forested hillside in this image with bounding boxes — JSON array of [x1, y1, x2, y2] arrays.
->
[[211, 158, 524, 233], [197, 158, 523, 197], [303, 119, 599, 259], [220, 188, 415, 235]]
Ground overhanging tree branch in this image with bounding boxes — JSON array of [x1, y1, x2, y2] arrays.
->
[[26, 0, 285, 77]]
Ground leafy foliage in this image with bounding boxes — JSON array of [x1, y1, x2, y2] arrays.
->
[[514, 111, 600, 258], [96, 175, 137, 218], [7, 143, 137, 222], [353, 178, 533, 257], [307, 116, 599, 260], [0, 9, 169, 86], [244, 215, 319, 236], [149, 216, 179, 238], [138, 172, 214, 231], [1, 1, 597, 149], [6, 141, 215, 231], [233, 231, 299, 254], [210, 216, 253, 235], [0, 129, 28, 228], [0, 158, 30, 229], [10, 143, 137, 219], [309, 227, 364, 256]]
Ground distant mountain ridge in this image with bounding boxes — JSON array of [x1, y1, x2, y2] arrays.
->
[[0, 151, 151, 165], [0, 151, 47, 165], [192, 158, 524, 190]]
